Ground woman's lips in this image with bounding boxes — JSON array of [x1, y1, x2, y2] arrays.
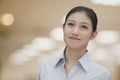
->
[[69, 36, 80, 40]]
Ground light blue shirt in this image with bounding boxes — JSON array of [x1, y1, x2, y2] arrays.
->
[[37, 51, 112, 80]]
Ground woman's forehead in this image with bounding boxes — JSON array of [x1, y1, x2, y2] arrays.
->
[[67, 12, 92, 24]]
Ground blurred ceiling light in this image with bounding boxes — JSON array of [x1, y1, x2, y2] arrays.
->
[[19, 49, 40, 57], [9, 49, 41, 65], [0, 13, 14, 26], [91, 0, 120, 6], [50, 27, 63, 41], [111, 44, 120, 64], [96, 31, 119, 44], [9, 37, 55, 65], [92, 49, 110, 61], [22, 44, 41, 56], [112, 44, 120, 56], [9, 45, 42, 65], [9, 51, 33, 65], [31, 37, 55, 50]]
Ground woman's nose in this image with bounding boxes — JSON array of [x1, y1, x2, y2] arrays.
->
[[72, 27, 79, 36]]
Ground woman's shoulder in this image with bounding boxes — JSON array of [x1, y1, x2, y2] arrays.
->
[[90, 60, 110, 74], [40, 55, 60, 68], [87, 60, 112, 80]]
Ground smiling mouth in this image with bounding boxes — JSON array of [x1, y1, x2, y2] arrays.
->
[[69, 36, 80, 40]]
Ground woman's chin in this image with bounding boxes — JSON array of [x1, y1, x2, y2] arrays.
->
[[67, 45, 82, 49]]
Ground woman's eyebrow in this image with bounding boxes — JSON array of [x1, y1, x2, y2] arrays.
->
[[67, 20, 75, 22], [67, 20, 89, 25], [81, 22, 89, 25]]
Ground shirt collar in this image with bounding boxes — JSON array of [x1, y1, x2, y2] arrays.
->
[[54, 54, 64, 68], [78, 52, 91, 73], [54, 48, 66, 68], [55, 49, 91, 73]]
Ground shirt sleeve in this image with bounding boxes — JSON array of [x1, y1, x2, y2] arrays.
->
[[37, 63, 48, 80], [107, 72, 112, 80], [37, 69, 40, 80], [37, 66, 42, 80]]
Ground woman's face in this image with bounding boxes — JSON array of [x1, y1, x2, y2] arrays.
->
[[63, 11, 97, 49]]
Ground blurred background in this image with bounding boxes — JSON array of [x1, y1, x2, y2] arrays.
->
[[0, 0, 120, 80]]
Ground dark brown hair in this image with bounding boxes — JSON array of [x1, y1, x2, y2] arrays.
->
[[63, 6, 98, 32]]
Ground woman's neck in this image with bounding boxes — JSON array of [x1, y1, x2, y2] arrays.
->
[[64, 47, 87, 74], [65, 47, 86, 65]]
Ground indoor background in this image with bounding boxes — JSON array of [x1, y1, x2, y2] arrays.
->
[[0, 0, 120, 80]]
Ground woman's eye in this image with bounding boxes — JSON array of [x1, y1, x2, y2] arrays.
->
[[81, 25, 88, 29], [67, 23, 74, 26]]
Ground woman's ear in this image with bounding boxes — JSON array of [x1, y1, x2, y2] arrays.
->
[[90, 31, 98, 40]]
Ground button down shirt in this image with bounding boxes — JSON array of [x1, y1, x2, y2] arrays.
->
[[37, 51, 112, 80]]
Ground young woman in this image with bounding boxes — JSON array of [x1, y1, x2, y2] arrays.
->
[[37, 6, 112, 80]]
